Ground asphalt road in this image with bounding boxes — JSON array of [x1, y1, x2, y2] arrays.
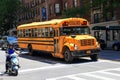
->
[[0, 49, 120, 80], [99, 50, 120, 61]]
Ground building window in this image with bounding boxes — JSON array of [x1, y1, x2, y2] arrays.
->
[[113, 30, 119, 40], [64, 2, 68, 10], [42, 7, 47, 21], [33, 10, 35, 17], [35, 8, 37, 16], [38, 7, 40, 15], [41, 0, 45, 3], [55, 4, 60, 14], [93, 13, 101, 23], [49, 5, 53, 15], [31, 1, 34, 7], [105, 12, 113, 21], [73, 0, 77, 7], [35, 0, 39, 5]]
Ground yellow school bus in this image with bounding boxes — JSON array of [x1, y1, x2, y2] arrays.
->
[[17, 18, 100, 62]]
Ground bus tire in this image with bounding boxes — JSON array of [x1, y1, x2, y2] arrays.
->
[[28, 45, 34, 56], [90, 54, 98, 61], [63, 48, 73, 63]]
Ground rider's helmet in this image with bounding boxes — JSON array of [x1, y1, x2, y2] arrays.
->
[[8, 43, 14, 49]]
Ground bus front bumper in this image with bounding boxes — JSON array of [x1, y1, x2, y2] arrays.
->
[[71, 49, 101, 57]]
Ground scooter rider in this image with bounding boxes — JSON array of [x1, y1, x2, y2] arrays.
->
[[5, 44, 19, 73]]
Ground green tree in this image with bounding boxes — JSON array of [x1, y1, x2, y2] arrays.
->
[[92, 0, 120, 21], [0, 0, 21, 35], [92, 0, 120, 8], [62, 0, 120, 20], [62, 0, 91, 19]]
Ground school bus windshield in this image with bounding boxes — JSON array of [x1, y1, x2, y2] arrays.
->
[[61, 26, 90, 35]]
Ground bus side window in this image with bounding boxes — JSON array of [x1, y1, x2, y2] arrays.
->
[[20, 30, 22, 37], [45, 27, 48, 37], [48, 27, 50, 37], [32, 29, 35, 37], [42, 28, 45, 37], [23, 30, 25, 37], [38, 28, 41, 37], [18, 30, 20, 37], [25, 29, 29, 37], [54, 29, 58, 37], [35, 28, 38, 37], [50, 27, 53, 37], [28, 29, 31, 37]]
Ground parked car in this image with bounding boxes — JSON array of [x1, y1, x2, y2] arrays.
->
[[7, 36, 19, 50], [112, 41, 120, 51], [1, 36, 19, 50], [97, 39, 106, 50], [1, 36, 8, 50], [0, 38, 4, 47]]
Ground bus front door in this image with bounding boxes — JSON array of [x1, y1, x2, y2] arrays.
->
[[54, 29, 59, 54]]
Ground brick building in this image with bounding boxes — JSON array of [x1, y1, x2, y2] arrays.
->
[[19, 0, 42, 24], [90, 0, 120, 48], [18, 0, 82, 24]]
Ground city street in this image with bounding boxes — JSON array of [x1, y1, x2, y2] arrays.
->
[[0, 0, 120, 80], [0, 49, 120, 80]]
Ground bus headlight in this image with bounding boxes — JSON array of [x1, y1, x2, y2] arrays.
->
[[74, 44, 78, 50], [70, 44, 78, 50]]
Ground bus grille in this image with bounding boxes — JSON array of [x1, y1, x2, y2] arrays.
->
[[80, 39, 94, 46]]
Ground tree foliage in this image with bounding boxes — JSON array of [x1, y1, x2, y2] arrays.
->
[[92, 0, 120, 21], [92, 0, 120, 8], [62, 7, 89, 18], [62, 0, 91, 18], [62, 0, 120, 19], [0, 0, 20, 35]]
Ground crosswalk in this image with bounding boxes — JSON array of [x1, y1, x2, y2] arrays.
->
[[46, 68, 120, 80]]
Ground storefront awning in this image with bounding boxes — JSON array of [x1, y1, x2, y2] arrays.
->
[[109, 26, 120, 30], [92, 26, 120, 30], [92, 26, 106, 30]]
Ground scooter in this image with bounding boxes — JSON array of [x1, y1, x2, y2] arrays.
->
[[6, 53, 19, 76]]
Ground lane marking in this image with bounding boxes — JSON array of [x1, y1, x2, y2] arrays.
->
[[47, 76, 86, 80], [19, 64, 67, 73], [98, 71, 120, 77], [46, 68, 120, 80], [19, 59, 120, 73], [85, 73, 115, 80], [1, 59, 116, 75], [67, 76, 87, 80], [46, 75, 84, 80], [18, 60, 109, 73]]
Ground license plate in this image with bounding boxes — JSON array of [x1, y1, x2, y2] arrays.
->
[[86, 51, 91, 54]]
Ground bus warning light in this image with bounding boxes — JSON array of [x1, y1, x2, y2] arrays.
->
[[62, 22, 68, 26], [82, 21, 87, 25]]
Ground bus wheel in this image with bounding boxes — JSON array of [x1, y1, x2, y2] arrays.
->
[[90, 54, 98, 61], [64, 48, 73, 63], [28, 45, 34, 56]]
